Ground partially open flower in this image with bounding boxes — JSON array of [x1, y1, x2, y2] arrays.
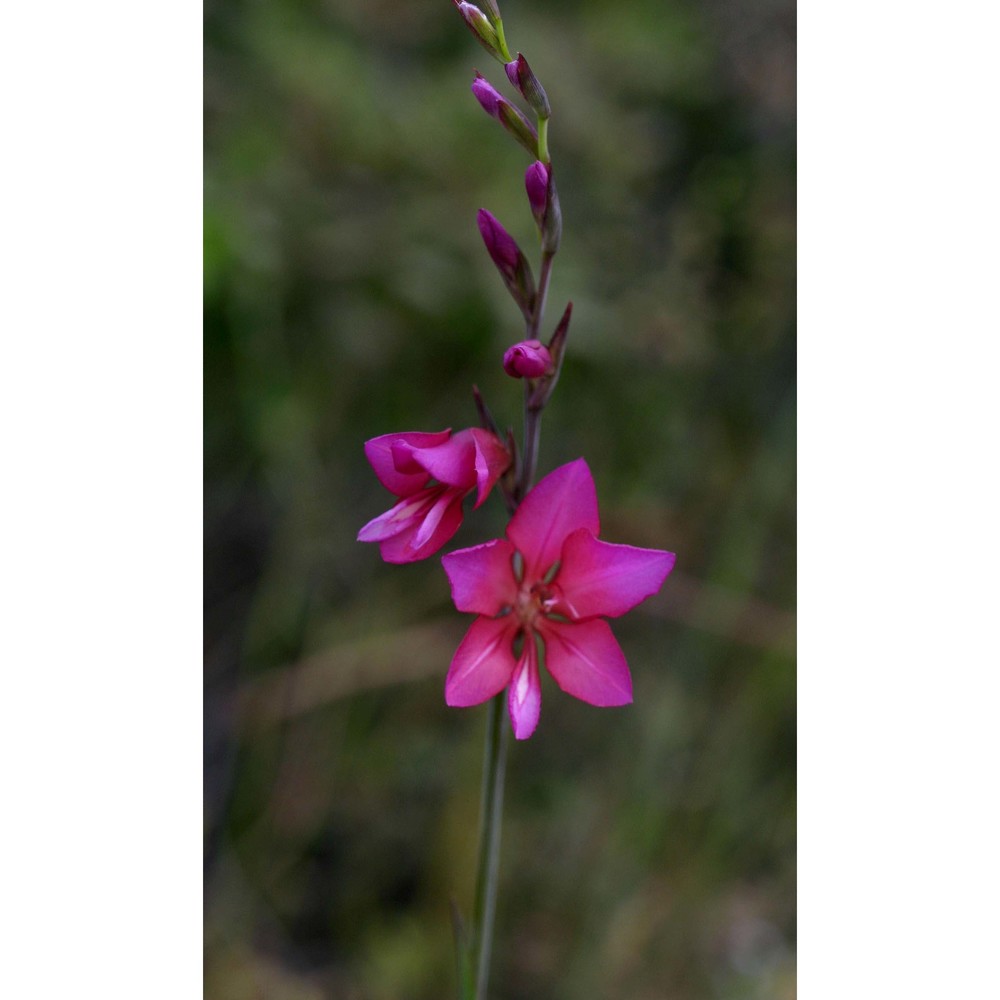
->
[[502, 339, 553, 379], [358, 428, 511, 563]]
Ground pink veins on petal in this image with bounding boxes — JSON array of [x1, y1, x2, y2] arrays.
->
[[442, 458, 676, 739]]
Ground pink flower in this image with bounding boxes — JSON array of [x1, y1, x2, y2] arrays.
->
[[502, 339, 553, 378], [358, 428, 511, 564], [442, 459, 675, 739]]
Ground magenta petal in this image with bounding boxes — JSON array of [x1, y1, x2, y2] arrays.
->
[[541, 618, 633, 707], [356, 492, 428, 543], [469, 428, 511, 508], [507, 637, 542, 739], [364, 429, 451, 495], [442, 539, 517, 615], [446, 616, 518, 707], [507, 458, 600, 578], [409, 432, 477, 490], [377, 489, 465, 563], [557, 528, 676, 620]]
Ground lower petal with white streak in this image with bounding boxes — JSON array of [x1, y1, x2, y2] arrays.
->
[[445, 615, 517, 707]]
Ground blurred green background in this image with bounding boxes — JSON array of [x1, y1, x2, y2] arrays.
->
[[204, 0, 795, 996]]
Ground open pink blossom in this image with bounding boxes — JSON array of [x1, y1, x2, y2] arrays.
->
[[358, 428, 510, 564], [442, 459, 675, 739]]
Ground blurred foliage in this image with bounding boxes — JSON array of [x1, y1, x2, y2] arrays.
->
[[205, 0, 795, 996]]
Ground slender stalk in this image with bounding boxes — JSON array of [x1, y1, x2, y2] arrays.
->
[[529, 251, 555, 341], [466, 55, 560, 1000], [471, 692, 509, 1000], [519, 390, 543, 499], [537, 116, 550, 165], [494, 19, 512, 63]]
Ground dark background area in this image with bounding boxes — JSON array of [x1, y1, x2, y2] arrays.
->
[[204, 0, 795, 995]]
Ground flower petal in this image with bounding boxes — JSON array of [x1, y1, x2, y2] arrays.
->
[[556, 528, 676, 619], [541, 618, 633, 707], [508, 637, 542, 739], [446, 616, 518, 707], [377, 489, 466, 564], [364, 429, 451, 495], [442, 539, 517, 615], [409, 429, 478, 489], [357, 498, 416, 544], [470, 429, 512, 508], [506, 458, 600, 578]]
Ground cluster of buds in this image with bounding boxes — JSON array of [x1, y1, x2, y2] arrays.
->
[[460, 0, 566, 409]]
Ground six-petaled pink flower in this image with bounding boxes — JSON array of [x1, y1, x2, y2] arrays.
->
[[358, 428, 511, 564], [442, 458, 675, 739]]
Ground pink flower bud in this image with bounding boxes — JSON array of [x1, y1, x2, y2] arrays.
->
[[524, 160, 562, 253], [524, 161, 548, 221], [504, 53, 550, 118], [477, 208, 520, 275], [470, 73, 538, 157], [471, 73, 504, 117], [454, 2, 506, 63], [503, 339, 554, 379], [477, 210, 537, 317]]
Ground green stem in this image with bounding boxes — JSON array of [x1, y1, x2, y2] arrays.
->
[[537, 116, 550, 165], [471, 692, 509, 1000], [494, 20, 512, 63]]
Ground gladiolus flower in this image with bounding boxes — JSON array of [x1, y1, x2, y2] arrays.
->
[[502, 339, 553, 378], [442, 459, 675, 738], [358, 428, 511, 564]]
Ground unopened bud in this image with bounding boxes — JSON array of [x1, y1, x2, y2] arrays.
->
[[477, 209, 537, 316], [524, 160, 562, 253], [477, 208, 519, 275], [524, 161, 548, 221], [504, 53, 550, 118], [471, 73, 539, 158], [453, 2, 506, 63], [503, 339, 554, 379]]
